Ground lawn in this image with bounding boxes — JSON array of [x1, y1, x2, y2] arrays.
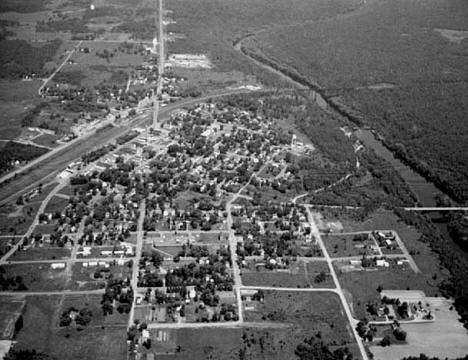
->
[[241, 261, 312, 288], [1, 263, 68, 292], [43, 195, 69, 214], [10, 247, 71, 261], [323, 233, 378, 258], [70, 262, 132, 290], [12, 295, 127, 360]]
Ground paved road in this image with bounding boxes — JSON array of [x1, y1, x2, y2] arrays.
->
[[129, 201, 146, 327], [147, 320, 290, 329], [305, 206, 369, 360], [241, 285, 338, 293], [404, 207, 468, 211], [226, 162, 269, 323], [6, 257, 130, 265], [0, 289, 104, 296]]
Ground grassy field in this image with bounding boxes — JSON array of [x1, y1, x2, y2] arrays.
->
[[244, 291, 356, 356], [12, 295, 127, 360], [337, 266, 443, 320], [249, 0, 468, 202], [1, 263, 68, 291], [144, 290, 357, 359], [327, 208, 450, 277], [70, 262, 132, 290], [0, 183, 58, 235], [323, 233, 377, 258], [0, 80, 42, 141], [10, 247, 71, 261], [43, 195, 69, 214], [241, 260, 331, 288]]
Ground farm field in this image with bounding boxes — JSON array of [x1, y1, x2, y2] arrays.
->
[[248, 0, 468, 202]]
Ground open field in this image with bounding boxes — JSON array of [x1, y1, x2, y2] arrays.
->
[[70, 262, 132, 290], [43, 194, 69, 214], [142, 291, 357, 359], [241, 260, 333, 288], [244, 291, 356, 356], [0, 183, 58, 235], [10, 247, 71, 261], [337, 267, 443, 320], [1, 263, 68, 292], [321, 208, 451, 278], [248, 0, 468, 202], [12, 295, 127, 360]]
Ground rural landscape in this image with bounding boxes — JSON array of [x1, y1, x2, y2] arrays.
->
[[0, 0, 467, 359]]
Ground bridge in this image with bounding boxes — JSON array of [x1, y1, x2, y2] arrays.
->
[[404, 207, 468, 212]]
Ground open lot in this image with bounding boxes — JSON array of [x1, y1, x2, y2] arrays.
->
[[244, 291, 356, 356], [1, 263, 68, 292], [10, 246, 71, 261]]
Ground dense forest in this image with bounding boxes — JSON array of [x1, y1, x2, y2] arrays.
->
[[0, 39, 61, 79]]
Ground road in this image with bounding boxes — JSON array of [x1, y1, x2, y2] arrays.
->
[[0, 289, 104, 296], [38, 40, 83, 95], [404, 207, 468, 211], [305, 206, 369, 360], [0, 181, 67, 265], [128, 201, 146, 327], [147, 320, 290, 329], [241, 285, 338, 293], [225, 162, 270, 324]]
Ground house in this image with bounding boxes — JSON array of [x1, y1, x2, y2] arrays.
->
[[51, 263, 66, 269]]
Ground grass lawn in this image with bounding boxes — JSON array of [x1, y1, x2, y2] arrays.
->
[[0, 263, 68, 292], [323, 233, 377, 258], [10, 247, 71, 261], [70, 262, 132, 291], [44, 195, 69, 214], [241, 261, 310, 288]]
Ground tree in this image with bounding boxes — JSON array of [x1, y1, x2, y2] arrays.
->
[[380, 335, 391, 347], [393, 327, 407, 341]]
